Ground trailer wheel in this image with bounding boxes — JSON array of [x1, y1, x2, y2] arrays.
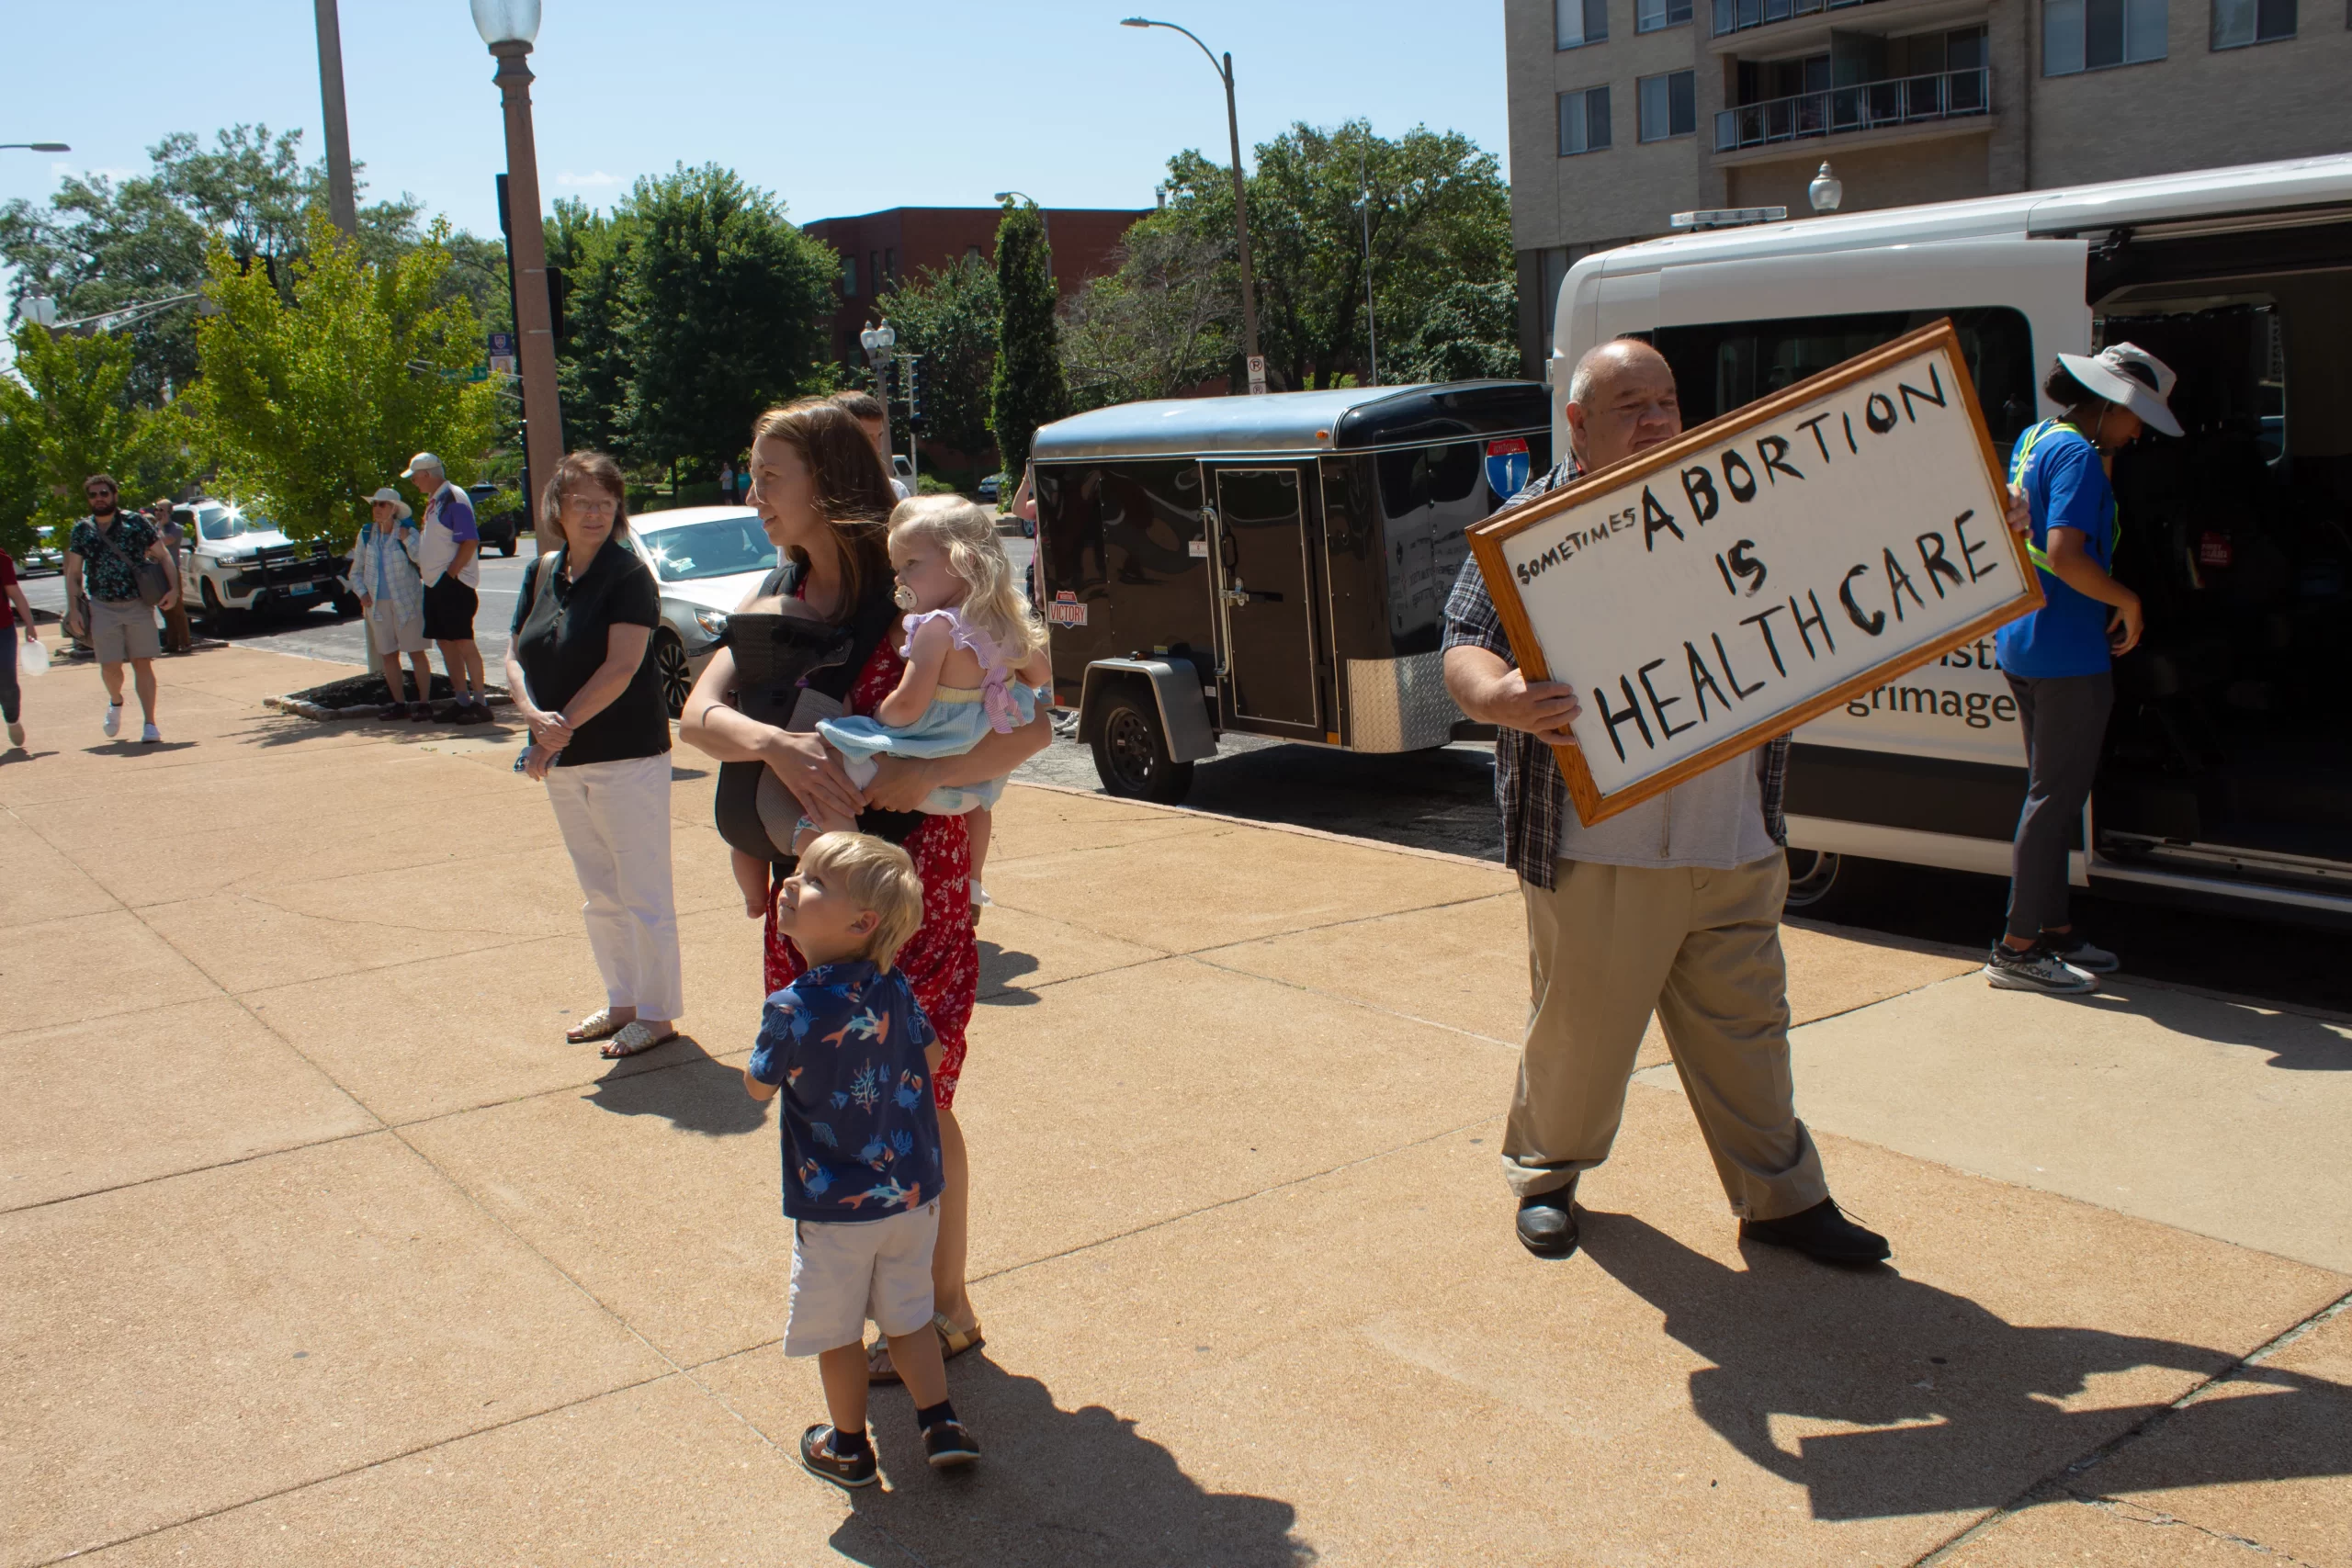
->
[[1784, 849, 1841, 909], [1091, 693, 1193, 805]]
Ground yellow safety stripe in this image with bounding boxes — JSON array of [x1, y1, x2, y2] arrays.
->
[[2009, 419, 2119, 578]]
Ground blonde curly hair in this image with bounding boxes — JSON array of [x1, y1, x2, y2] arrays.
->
[[887, 494, 1045, 664]]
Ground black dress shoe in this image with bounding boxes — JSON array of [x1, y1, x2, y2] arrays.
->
[[1515, 1180, 1580, 1258], [1741, 1198, 1890, 1265]]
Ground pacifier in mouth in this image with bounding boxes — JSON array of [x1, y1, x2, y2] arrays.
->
[[892, 581, 920, 612]]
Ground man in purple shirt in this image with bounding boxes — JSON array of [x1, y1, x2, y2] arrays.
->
[[404, 452, 491, 723]]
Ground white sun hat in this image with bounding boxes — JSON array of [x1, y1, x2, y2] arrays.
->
[[365, 487, 413, 520], [2055, 344, 2183, 439]]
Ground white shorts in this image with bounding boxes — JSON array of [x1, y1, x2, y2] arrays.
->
[[783, 1201, 939, 1357], [366, 599, 428, 655]]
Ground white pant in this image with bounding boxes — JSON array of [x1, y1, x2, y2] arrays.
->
[[544, 752, 683, 1021]]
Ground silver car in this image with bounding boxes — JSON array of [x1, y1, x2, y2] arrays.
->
[[628, 506, 780, 717]]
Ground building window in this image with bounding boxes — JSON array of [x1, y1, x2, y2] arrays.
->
[[1558, 85, 1613, 153], [2046, 0, 2168, 71], [1637, 0, 1693, 28], [1638, 70, 1696, 140], [842, 257, 859, 298], [1557, 0, 1609, 48], [2211, 0, 2294, 44]]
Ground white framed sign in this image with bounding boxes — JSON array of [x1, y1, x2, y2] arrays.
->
[[1467, 320, 2041, 826]]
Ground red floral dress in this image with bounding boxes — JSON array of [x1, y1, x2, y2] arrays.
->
[[763, 626, 978, 1109]]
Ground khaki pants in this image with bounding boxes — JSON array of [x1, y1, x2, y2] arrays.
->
[[1504, 853, 1827, 1221]]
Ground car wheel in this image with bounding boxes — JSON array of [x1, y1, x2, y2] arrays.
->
[[1784, 849, 1841, 909], [198, 578, 236, 632], [1091, 692, 1193, 804], [333, 591, 362, 618], [501, 537, 518, 558], [654, 631, 693, 719]]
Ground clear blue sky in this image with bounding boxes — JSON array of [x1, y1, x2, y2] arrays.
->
[[4, 0, 1511, 244]]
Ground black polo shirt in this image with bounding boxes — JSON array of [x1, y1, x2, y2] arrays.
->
[[511, 541, 671, 766]]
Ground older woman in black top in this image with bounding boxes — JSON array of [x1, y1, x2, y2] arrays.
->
[[505, 451, 682, 1060]]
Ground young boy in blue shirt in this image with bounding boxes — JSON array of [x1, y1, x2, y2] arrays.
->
[[743, 831, 979, 1487]]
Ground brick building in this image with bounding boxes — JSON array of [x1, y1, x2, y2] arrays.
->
[[799, 206, 1150, 371], [1504, 0, 2352, 371]]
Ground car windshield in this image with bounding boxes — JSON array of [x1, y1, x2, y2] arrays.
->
[[196, 505, 265, 542], [637, 513, 774, 582]]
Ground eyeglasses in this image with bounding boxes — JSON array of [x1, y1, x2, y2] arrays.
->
[[562, 494, 620, 517]]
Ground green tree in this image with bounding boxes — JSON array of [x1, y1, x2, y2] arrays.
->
[[989, 201, 1070, 481], [0, 324, 198, 555], [1388, 280, 1521, 383], [1145, 120, 1514, 392], [188, 211, 499, 546], [1059, 228, 1237, 411], [881, 254, 1001, 460], [544, 197, 636, 457], [614, 164, 840, 475], [1, 125, 503, 409]]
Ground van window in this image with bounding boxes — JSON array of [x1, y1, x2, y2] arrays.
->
[[1653, 305, 2038, 461]]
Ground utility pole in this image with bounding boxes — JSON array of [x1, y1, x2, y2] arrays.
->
[[312, 0, 358, 237], [1359, 148, 1379, 388]]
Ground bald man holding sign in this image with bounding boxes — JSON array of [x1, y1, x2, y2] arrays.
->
[[1443, 337, 2030, 1266]]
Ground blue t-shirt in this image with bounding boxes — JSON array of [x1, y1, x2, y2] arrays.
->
[[1996, 422, 2117, 679], [747, 959, 943, 1222]]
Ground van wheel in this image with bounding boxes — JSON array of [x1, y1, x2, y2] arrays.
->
[[1784, 849, 1841, 909], [1092, 693, 1193, 805]]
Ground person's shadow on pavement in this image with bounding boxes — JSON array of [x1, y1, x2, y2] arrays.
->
[[828, 1357, 1314, 1567], [582, 1043, 768, 1137], [978, 939, 1042, 1006], [1580, 1212, 2351, 1521]]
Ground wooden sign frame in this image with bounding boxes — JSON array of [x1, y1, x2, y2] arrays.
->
[[1467, 319, 2042, 827]]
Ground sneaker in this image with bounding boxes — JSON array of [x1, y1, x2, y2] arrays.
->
[[922, 1418, 980, 1470], [2042, 934, 2119, 974], [450, 702, 492, 726], [1514, 1177, 1579, 1259], [6, 720, 23, 749], [141, 722, 161, 744], [797, 1425, 878, 1490], [1742, 1198, 1891, 1265], [382, 702, 410, 720], [410, 704, 435, 723], [1983, 942, 2096, 994], [102, 703, 121, 738]]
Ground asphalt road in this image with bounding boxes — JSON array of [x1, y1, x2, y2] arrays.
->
[[27, 534, 2347, 1013], [18, 537, 542, 672]]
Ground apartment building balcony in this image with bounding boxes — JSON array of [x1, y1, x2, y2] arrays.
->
[[1712, 65, 1990, 161]]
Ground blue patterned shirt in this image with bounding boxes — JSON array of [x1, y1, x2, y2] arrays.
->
[[748, 959, 943, 1222]]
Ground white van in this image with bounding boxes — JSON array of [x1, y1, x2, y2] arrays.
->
[[1551, 152, 2352, 921]]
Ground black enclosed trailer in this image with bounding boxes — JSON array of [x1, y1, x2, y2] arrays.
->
[[1031, 381, 1552, 802]]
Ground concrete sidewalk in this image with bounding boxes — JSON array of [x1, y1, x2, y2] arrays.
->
[[4, 644, 2346, 1567]]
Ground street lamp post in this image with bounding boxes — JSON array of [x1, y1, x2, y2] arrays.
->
[[471, 0, 563, 515], [0, 142, 70, 152], [859, 319, 898, 480], [1120, 17, 1264, 394]]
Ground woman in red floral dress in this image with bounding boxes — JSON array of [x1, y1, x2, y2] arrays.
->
[[680, 399, 1049, 1381]]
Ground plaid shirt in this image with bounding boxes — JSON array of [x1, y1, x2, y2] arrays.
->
[[1442, 457, 1789, 890]]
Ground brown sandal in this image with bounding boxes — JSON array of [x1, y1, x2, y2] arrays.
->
[[867, 1314, 985, 1383]]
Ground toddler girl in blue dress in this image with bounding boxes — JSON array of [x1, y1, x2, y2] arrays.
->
[[805, 496, 1051, 905]]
